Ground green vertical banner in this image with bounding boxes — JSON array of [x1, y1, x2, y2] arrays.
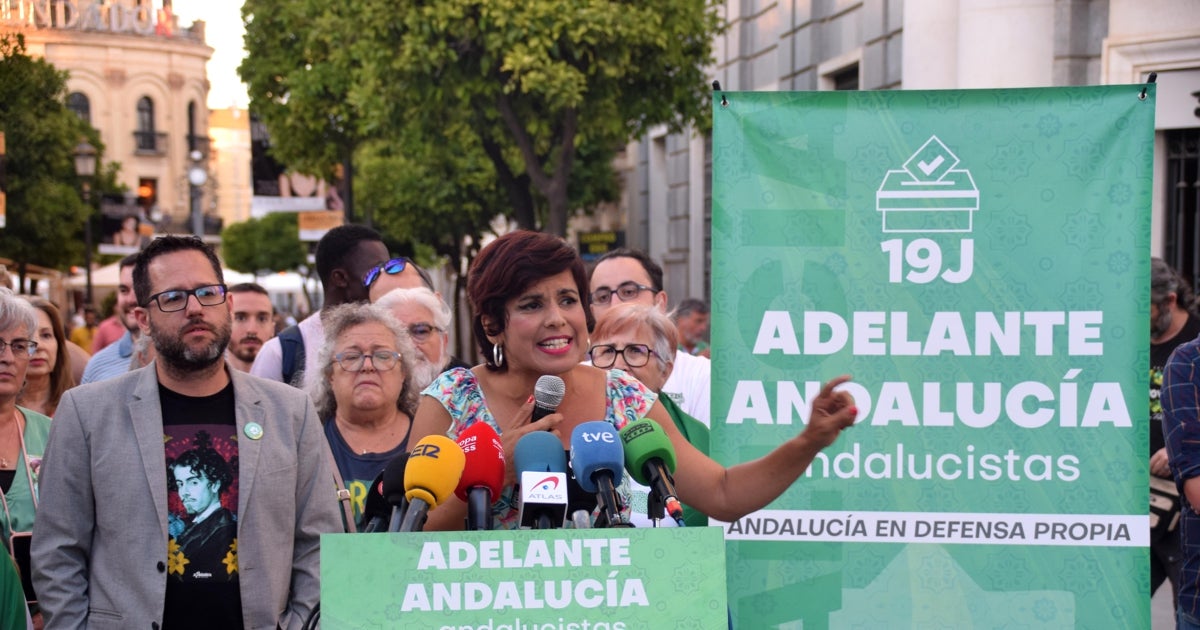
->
[[711, 87, 1154, 628]]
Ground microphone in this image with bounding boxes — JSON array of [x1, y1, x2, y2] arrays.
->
[[381, 454, 410, 533], [454, 422, 506, 531], [357, 470, 389, 533], [514, 431, 569, 529], [570, 421, 628, 528], [531, 375, 565, 423], [619, 419, 685, 526], [395, 436, 465, 532]]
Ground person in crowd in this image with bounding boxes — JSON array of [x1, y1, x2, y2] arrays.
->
[[67, 306, 97, 352], [225, 283, 275, 372], [672, 298, 711, 358], [0, 291, 51, 620], [365, 255, 438, 302], [16, 297, 75, 417], [310, 303, 420, 526], [1151, 258, 1200, 605], [590, 303, 711, 526], [251, 225, 388, 388], [409, 230, 855, 530], [374, 287, 455, 389], [589, 248, 712, 426], [81, 254, 140, 383], [32, 236, 341, 629], [91, 298, 128, 355]]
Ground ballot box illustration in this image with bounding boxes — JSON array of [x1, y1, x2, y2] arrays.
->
[[877, 136, 979, 233]]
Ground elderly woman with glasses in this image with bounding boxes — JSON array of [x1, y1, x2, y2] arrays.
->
[[589, 303, 710, 526], [0, 289, 51, 612], [409, 230, 857, 531], [310, 303, 420, 528]]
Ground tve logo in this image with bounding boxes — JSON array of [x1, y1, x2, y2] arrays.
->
[[579, 430, 616, 444]]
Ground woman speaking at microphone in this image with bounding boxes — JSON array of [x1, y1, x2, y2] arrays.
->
[[408, 230, 857, 530]]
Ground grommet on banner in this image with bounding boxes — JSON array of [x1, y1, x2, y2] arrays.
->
[[713, 80, 728, 108], [1140, 72, 1157, 101]]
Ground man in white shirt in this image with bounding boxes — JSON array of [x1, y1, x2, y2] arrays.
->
[[589, 249, 711, 426], [250, 225, 389, 388]]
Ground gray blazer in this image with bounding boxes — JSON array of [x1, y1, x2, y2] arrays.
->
[[32, 365, 343, 630]]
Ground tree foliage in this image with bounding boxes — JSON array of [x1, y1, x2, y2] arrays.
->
[[220, 211, 307, 274], [352, 0, 721, 236], [239, 0, 720, 242], [0, 33, 121, 286]]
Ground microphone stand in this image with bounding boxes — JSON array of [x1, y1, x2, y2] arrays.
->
[[594, 475, 634, 529], [465, 488, 493, 531]]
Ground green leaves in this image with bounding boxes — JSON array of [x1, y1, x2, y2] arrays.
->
[[239, 0, 721, 241], [0, 33, 117, 274], [220, 211, 307, 274]]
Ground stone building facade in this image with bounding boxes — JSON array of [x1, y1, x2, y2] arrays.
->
[[4, 0, 215, 241], [574, 0, 1200, 303]]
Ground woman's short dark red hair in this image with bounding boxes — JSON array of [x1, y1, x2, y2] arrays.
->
[[468, 230, 593, 371]]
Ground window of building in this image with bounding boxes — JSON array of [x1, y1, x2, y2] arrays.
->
[[830, 64, 860, 91], [135, 96, 156, 152], [1165, 128, 1200, 289], [67, 92, 90, 124]]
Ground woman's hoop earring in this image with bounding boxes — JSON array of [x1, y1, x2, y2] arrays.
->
[[492, 343, 505, 368]]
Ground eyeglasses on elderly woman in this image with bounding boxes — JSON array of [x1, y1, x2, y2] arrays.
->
[[333, 349, 401, 372], [0, 338, 37, 358], [588, 343, 657, 369]]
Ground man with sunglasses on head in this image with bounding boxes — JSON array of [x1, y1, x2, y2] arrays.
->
[[250, 225, 390, 388], [589, 248, 712, 427], [32, 235, 341, 629], [366, 255, 437, 303]]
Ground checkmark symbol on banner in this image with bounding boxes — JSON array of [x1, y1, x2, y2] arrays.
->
[[918, 155, 945, 176]]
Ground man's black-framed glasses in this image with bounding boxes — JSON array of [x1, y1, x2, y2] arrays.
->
[[589, 281, 655, 305], [0, 339, 37, 357], [143, 284, 228, 313], [589, 343, 656, 368], [363, 257, 410, 288], [334, 349, 401, 372]]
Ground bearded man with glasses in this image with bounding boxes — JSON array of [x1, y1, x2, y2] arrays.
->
[[33, 235, 341, 630], [589, 248, 712, 427]]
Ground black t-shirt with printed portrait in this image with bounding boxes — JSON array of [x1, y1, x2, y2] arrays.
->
[[160, 382, 243, 630]]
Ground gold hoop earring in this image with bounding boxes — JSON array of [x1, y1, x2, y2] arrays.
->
[[492, 343, 505, 368]]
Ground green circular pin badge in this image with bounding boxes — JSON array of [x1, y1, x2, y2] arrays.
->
[[244, 422, 264, 440]]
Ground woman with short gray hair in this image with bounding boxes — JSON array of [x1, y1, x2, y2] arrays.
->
[[0, 288, 51, 615]]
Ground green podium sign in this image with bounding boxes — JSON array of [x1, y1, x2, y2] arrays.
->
[[321, 527, 727, 629]]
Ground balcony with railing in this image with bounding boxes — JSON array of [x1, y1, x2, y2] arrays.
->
[[133, 131, 168, 155]]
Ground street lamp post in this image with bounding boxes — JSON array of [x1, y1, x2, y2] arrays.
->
[[188, 150, 207, 237], [73, 141, 97, 306]]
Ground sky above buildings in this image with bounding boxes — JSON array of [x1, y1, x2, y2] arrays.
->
[[173, 2, 248, 110]]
